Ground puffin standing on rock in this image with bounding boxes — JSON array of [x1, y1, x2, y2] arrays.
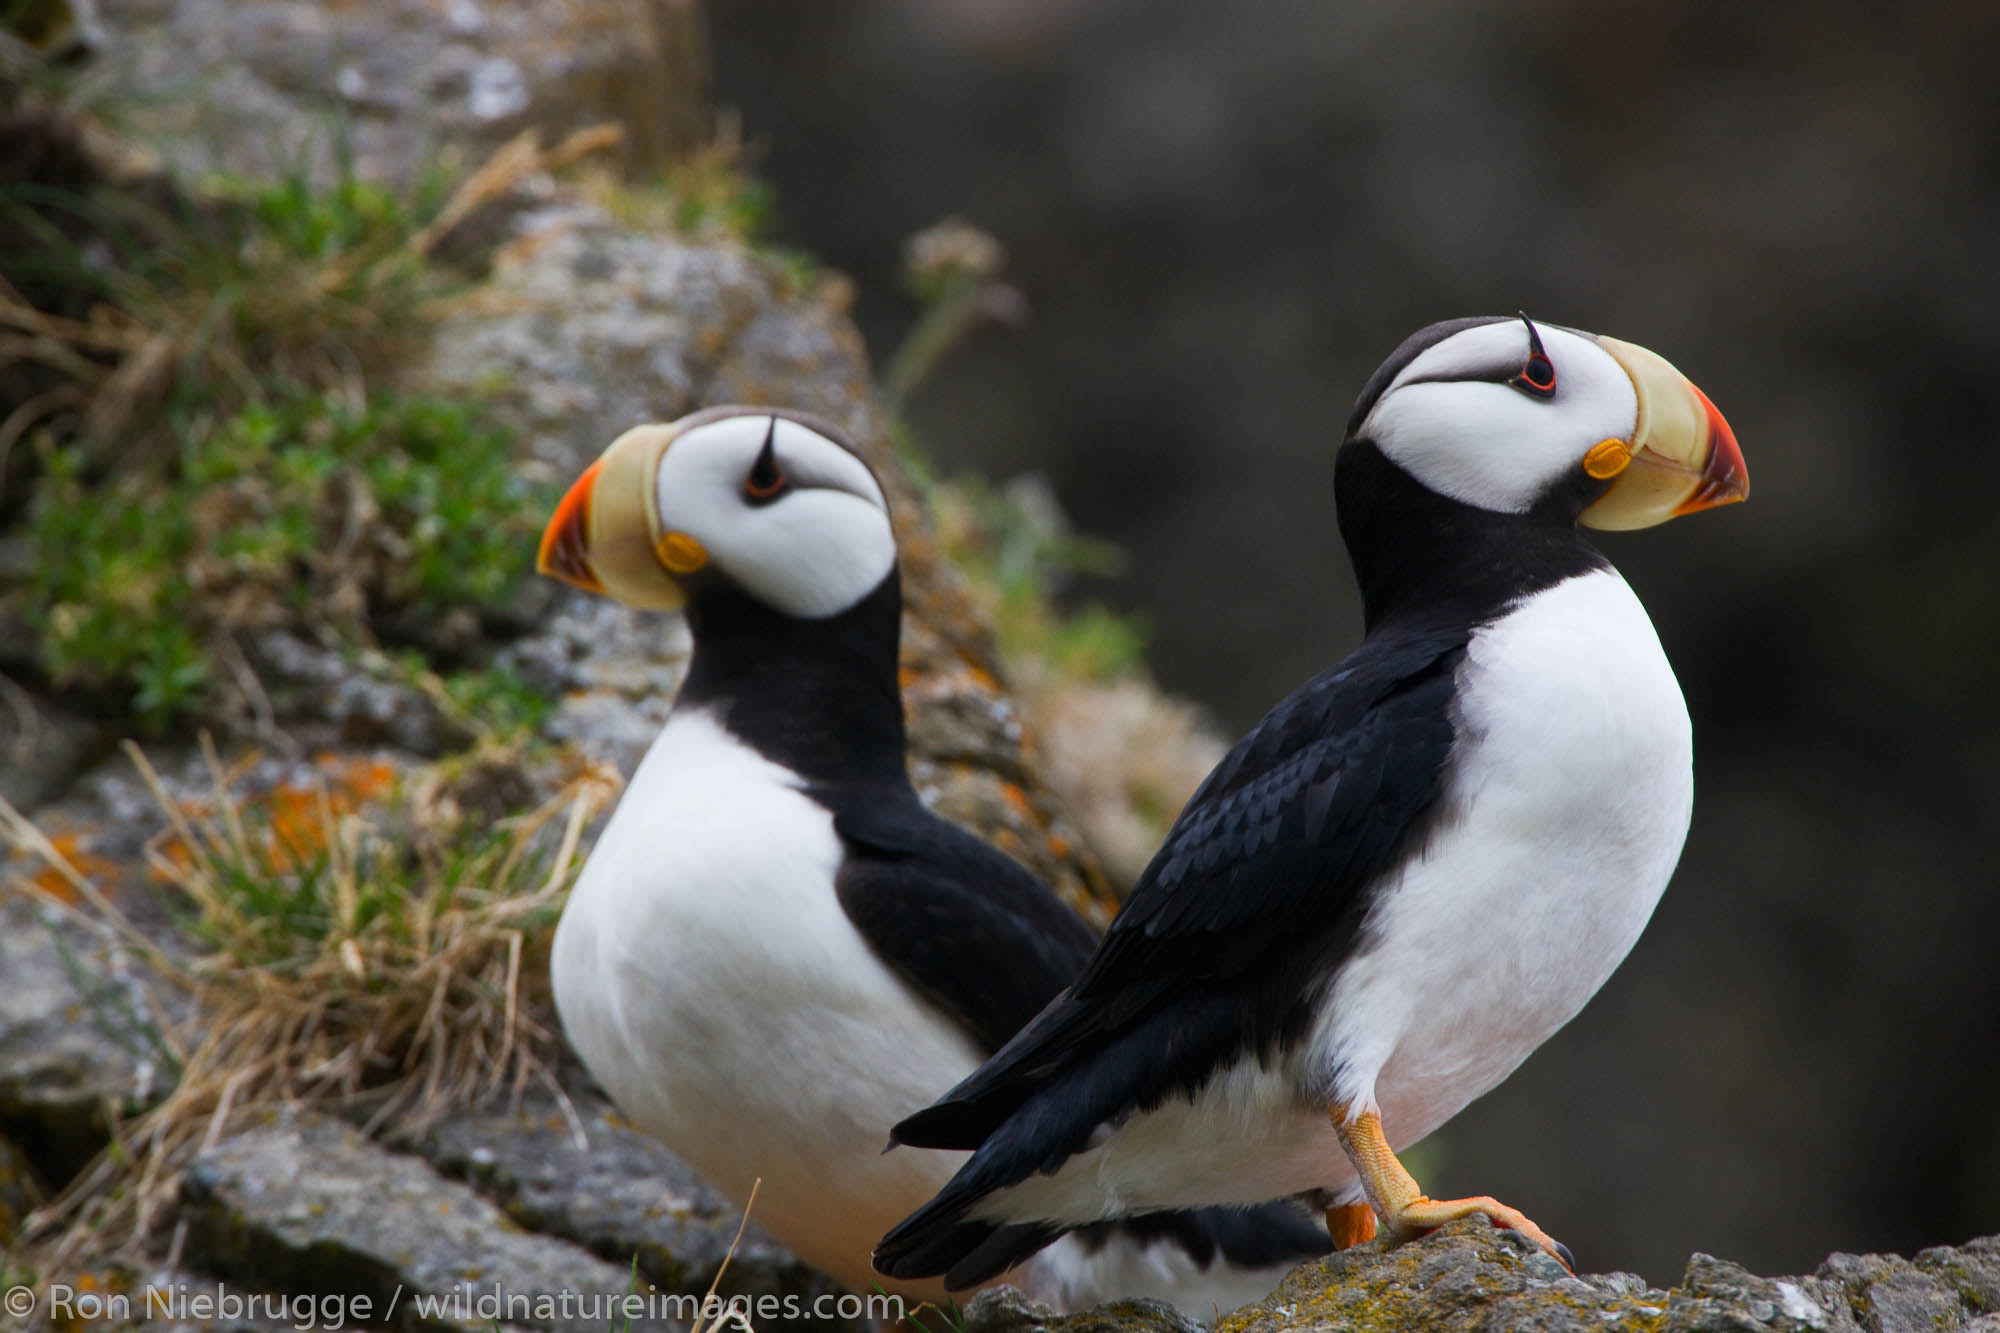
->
[[535, 407, 1330, 1314], [875, 316, 1749, 1289]]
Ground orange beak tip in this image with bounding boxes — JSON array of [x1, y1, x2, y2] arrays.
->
[[1671, 387, 1749, 516], [538, 459, 606, 593]]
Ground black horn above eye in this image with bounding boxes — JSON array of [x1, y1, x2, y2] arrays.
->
[[744, 417, 789, 502]]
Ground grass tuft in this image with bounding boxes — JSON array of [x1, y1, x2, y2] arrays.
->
[[0, 736, 621, 1266]]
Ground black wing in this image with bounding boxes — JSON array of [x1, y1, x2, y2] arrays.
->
[[826, 786, 1099, 1054], [833, 778, 1339, 1286], [885, 620, 1468, 1178]]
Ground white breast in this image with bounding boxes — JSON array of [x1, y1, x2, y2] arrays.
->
[[1318, 565, 1693, 1144], [551, 709, 986, 1301], [552, 709, 1297, 1314], [978, 567, 1691, 1223]]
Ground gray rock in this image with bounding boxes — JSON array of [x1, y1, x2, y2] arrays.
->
[[0, 674, 104, 811], [0, 897, 173, 1180], [964, 1284, 1198, 1333], [249, 630, 465, 757], [85, 0, 709, 189], [408, 1090, 846, 1324], [0, 1124, 44, 1247], [180, 1110, 686, 1333], [425, 204, 868, 481], [1913, 1237, 2000, 1315]]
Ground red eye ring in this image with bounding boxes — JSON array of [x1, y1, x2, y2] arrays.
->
[[1511, 313, 1557, 398]]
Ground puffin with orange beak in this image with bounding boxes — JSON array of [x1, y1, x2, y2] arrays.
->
[[877, 316, 1747, 1290], [536, 408, 1330, 1315]]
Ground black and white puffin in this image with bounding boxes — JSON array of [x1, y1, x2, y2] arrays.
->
[[875, 316, 1749, 1288], [535, 408, 1330, 1313]]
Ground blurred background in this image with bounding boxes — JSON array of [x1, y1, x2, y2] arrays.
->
[[705, 0, 2000, 1284]]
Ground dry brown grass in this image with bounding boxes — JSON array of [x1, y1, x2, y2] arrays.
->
[[0, 736, 620, 1269]]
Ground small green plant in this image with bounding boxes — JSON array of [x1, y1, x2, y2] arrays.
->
[[2, 113, 598, 733], [930, 471, 1148, 683], [18, 388, 544, 729], [436, 661, 556, 744]]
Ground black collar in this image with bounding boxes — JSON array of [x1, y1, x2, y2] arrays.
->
[[1334, 439, 1608, 634], [676, 569, 909, 785]]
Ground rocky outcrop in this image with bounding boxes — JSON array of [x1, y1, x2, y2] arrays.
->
[[406, 1091, 838, 1312], [69, 0, 709, 186], [963, 1219, 2000, 1333], [180, 1111, 683, 1333], [0, 898, 177, 1183]]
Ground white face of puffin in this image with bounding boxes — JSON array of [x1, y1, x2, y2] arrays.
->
[[537, 411, 896, 619], [1357, 316, 1748, 529]]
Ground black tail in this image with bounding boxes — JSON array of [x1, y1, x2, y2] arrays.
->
[[878, 1197, 1329, 1292], [877, 999, 1324, 1287]]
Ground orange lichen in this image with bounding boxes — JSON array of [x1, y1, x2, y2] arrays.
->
[[20, 830, 117, 903], [148, 754, 401, 880], [998, 782, 1036, 821]]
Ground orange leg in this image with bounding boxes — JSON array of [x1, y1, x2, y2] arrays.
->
[[1324, 1201, 1378, 1249], [1330, 1107, 1574, 1273]]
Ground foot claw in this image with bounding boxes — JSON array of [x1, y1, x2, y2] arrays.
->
[[1551, 1239, 1576, 1274]]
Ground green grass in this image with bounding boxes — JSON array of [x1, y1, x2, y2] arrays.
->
[[929, 469, 1150, 683], [0, 117, 567, 732], [18, 389, 543, 730]]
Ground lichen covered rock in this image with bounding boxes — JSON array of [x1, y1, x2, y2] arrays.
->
[[959, 1219, 2000, 1333], [408, 1089, 839, 1314], [180, 1110, 682, 1333], [79, 0, 708, 187]]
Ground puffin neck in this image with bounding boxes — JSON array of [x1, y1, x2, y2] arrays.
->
[[1334, 439, 1609, 634], [675, 569, 909, 785]]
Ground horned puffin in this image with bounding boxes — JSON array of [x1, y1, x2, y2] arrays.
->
[[535, 407, 1331, 1314], [875, 316, 1749, 1289]]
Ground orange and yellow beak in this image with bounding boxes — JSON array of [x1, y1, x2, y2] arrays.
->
[[1579, 336, 1748, 531], [535, 424, 688, 611]]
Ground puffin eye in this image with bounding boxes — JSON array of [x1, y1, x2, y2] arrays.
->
[[744, 418, 788, 503], [1510, 314, 1557, 399]]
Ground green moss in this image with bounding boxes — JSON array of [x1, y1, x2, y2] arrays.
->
[[2, 125, 546, 732], [18, 388, 542, 730]]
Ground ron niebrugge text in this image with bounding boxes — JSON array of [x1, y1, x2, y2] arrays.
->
[[26, 1279, 907, 1328]]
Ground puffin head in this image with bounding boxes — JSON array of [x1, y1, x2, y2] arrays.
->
[[1346, 314, 1747, 528], [536, 408, 896, 618]]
